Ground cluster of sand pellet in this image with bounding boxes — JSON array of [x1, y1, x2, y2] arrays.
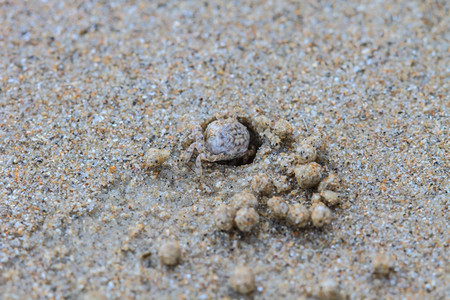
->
[[210, 118, 343, 246], [0, 0, 448, 299]]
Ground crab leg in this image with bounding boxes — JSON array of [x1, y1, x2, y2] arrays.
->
[[184, 124, 206, 163], [195, 153, 206, 176]]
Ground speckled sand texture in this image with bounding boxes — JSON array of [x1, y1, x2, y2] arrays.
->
[[1, 0, 449, 299]]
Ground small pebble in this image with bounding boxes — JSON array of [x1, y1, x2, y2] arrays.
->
[[158, 240, 182, 266], [320, 190, 341, 206], [317, 278, 343, 300], [273, 119, 293, 139], [317, 173, 340, 192], [230, 190, 258, 209], [81, 291, 107, 300], [311, 193, 322, 204], [254, 115, 272, 130], [296, 143, 317, 164], [310, 203, 332, 227], [250, 173, 273, 196], [234, 207, 259, 232], [372, 252, 394, 276], [267, 196, 289, 218], [230, 266, 256, 294], [214, 204, 235, 231], [144, 148, 170, 168], [275, 153, 298, 176], [272, 175, 291, 193], [264, 129, 282, 147], [287, 203, 310, 228], [294, 162, 323, 189], [303, 134, 325, 151]]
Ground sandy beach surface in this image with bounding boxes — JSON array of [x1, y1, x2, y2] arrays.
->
[[1, 0, 448, 299]]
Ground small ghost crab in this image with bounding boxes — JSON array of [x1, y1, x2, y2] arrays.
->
[[184, 116, 259, 175]]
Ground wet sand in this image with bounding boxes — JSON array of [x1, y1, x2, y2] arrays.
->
[[0, 1, 448, 299]]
